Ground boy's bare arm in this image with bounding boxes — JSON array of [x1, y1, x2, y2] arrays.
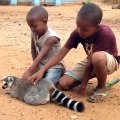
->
[[28, 46, 70, 84], [31, 38, 37, 61], [42, 46, 69, 72], [78, 56, 93, 96], [82, 64, 93, 86], [22, 38, 37, 80], [28, 37, 59, 73]]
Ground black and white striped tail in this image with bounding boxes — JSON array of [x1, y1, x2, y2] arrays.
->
[[51, 89, 85, 112]]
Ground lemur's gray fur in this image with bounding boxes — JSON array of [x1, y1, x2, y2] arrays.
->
[[2, 76, 84, 112], [2, 76, 55, 105]]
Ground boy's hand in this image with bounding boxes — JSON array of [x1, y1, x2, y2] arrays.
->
[[28, 69, 45, 84], [22, 70, 32, 81]]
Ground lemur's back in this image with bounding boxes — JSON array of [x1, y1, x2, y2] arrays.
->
[[36, 78, 55, 91], [10, 78, 55, 100]]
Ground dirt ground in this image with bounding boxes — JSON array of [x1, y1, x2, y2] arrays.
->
[[0, 2, 120, 120]]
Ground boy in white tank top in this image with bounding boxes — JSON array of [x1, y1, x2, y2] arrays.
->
[[22, 6, 64, 85]]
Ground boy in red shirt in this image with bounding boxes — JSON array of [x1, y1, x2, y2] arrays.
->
[[28, 3, 120, 103]]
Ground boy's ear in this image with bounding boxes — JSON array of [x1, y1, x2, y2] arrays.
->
[[44, 19, 48, 24]]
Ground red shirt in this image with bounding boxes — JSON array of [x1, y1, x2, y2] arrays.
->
[[64, 25, 120, 63]]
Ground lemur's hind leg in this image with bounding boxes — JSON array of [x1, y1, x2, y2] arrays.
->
[[24, 88, 50, 105]]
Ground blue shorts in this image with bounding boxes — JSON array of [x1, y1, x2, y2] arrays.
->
[[44, 68, 63, 83]]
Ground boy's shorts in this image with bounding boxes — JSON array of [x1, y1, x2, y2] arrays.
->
[[65, 52, 119, 81], [44, 68, 63, 83]]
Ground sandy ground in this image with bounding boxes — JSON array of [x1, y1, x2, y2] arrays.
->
[[0, 2, 120, 120]]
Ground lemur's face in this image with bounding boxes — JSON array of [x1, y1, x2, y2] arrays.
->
[[2, 76, 16, 89]]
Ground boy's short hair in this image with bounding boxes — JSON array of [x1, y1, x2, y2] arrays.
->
[[27, 6, 48, 21], [77, 3, 103, 26]]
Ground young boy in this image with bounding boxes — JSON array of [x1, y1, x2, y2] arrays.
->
[[28, 3, 120, 103], [22, 6, 64, 85]]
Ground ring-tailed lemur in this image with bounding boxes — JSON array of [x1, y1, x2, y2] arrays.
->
[[2, 76, 85, 112]]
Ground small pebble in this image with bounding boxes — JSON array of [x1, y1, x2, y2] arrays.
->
[[92, 105, 94, 107], [58, 13, 61, 15], [11, 67, 14, 69], [70, 115, 78, 119], [1, 113, 6, 115]]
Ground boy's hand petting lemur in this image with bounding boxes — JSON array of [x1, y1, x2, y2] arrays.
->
[[28, 69, 45, 85], [22, 70, 32, 81]]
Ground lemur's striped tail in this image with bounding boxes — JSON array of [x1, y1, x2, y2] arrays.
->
[[51, 89, 85, 112]]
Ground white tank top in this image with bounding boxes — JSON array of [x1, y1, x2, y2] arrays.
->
[[31, 27, 64, 69]]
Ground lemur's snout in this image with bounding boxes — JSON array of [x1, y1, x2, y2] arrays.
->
[[2, 82, 8, 89], [2, 85, 7, 89]]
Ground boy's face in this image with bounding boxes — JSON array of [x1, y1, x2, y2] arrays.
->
[[76, 18, 97, 38], [27, 17, 47, 36]]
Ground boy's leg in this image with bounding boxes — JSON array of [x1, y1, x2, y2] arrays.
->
[[44, 68, 63, 85], [92, 51, 118, 91], [92, 52, 107, 92], [89, 51, 119, 102], [59, 59, 88, 90], [58, 75, 81, 90]]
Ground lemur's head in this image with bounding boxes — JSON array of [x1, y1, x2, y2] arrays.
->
[[2, 76, 16, 89]]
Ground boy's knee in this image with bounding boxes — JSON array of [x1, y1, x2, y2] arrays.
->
[[58, 81, 70, 90], [92, 52, 107, 65], [58, 75, 77, 91], [58, 76, 71, 90]]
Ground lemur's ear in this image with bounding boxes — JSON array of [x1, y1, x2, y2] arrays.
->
[[1, 76, 7, 81], [3, 76, 7, 79]]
